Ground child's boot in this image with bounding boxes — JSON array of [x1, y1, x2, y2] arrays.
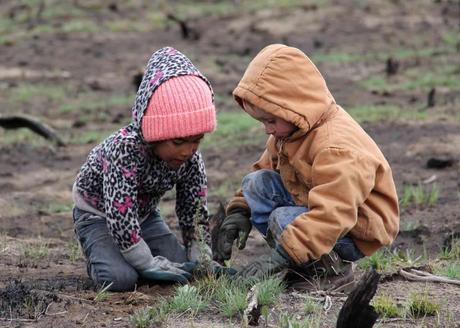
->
[[286, 250, 355, 293]]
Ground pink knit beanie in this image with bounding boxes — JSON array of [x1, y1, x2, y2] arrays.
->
[[141, 75, 216, 142]]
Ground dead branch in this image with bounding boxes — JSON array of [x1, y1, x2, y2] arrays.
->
[[0, 114, 65, 147], [243, 285, 260, 326], [336, 269, 380, 328], [399, 268, 460, 285]]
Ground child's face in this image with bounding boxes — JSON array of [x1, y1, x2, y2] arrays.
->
[[149, 134, 204, 169], [243, 100, 298, 139]]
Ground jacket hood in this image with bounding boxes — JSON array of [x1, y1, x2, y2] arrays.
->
[[131, 47, 213, 140], [233, 44, 335, 133]]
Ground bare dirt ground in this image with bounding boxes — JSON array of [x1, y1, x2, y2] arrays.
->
[[0, 0, 459, 327]]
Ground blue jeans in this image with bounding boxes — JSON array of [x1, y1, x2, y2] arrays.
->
[[241, 169, 364, 262], [73, 208, 187, 292]]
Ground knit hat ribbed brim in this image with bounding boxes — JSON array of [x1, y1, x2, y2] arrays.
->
[[141, 75, 216, 142]]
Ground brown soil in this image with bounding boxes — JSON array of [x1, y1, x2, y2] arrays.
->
[[0, 1, 459, 327]]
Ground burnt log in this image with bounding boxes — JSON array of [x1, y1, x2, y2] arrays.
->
[[336, 269, 380, 328], [0, 114, 65, 147]]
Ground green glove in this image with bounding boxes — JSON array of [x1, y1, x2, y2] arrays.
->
[[236, 246, 292, 280], [140, 256, 197, 284], [213, 211, 251, 262]]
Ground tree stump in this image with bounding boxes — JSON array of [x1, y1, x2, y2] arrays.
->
[[336, 269, 380, 328]]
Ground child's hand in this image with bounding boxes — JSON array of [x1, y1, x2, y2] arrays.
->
[[213, 211, 251, 262], [140, 256, 196, 284], [236, 246, 291, 280]]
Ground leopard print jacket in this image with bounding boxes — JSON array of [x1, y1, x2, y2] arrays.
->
[[74, 47, 212, 251]]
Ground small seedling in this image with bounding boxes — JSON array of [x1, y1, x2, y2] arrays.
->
[[440, 238, 460, 260], [20, 241, 50, 267], [94, 282, 113, 302], [358, 248, 392, 271], [373, 294, 401, 318], [435, 263, 460, 279], [256, 277, 286, 324], [400, 183, 440, 209], [407, 292, 440, 318], [303, 297, 321, 315], [129, 307, 152, 328], [129, 300, 170, 328]]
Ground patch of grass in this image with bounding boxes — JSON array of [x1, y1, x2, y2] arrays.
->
[[312, 52, 360, 64], [401, 68, 460, 91], [373, 294, 401, 318], [44, 201, 74, 214], [67, 240, 82, 262], [201, 111, 263, 149], [61, 19, 100, 33], [256, 277, 285, 306], [215, 280, 248, 318], [10, 83, 67, 104], [171, 0, 308, 21], [399, 183, 440, 209], [435, 262, 460, 279], [279, 313, 321, 328], [20, 241, 49, 267], [303, 296, 321, 315], [210, 275, 250, 319], [358, 248, 393, 271], [442, 32, 460, 48], [440, 238, 460, 261], [347, 104, 427, 123], [169, 285, 207, 314], [69, 129, 113, 145], [407, 291, 440, 318], [359, 247, 424, 272], [361, 65, 460, 93], [0, 128, 50, 147], [94, 282, 113, 302], [130, 300, 170, 328], [59, 94, 133, 113]]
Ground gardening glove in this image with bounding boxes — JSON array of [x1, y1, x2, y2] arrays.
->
[[140, 256, 196, 284], [122, 239, 196, 284], [236, 246, 292, 281], [188, 240, 237, 276], [214, 210, 251, 263]]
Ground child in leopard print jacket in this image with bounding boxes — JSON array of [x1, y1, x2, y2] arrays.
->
[[72, 47, 218, 291]]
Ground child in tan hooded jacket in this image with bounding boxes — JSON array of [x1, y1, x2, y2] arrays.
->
[[214, 44, 399, 288]]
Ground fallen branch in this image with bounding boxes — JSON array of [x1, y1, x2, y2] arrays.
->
[[243, 285, 260, 326], [0, 114, 65, 147], [399, 268, 460, 285]]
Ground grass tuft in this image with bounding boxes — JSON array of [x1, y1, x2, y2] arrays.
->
[[373, 294, 401, 318], [169, 285, 207, 314], [400, 183, 440, 209], [407, 292, 440, 318]]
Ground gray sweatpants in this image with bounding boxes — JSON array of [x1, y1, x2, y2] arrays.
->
[[73, 207, 187, 292]]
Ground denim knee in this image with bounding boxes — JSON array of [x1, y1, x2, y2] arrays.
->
[[242, 169, 278, 195], [90, 264, 139, 292]]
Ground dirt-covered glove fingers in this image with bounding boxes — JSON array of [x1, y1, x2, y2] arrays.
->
[[237, 228, 250, 250], [215, 225, 239, 261]]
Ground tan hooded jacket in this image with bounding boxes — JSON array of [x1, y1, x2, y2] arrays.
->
[[227, 44, 399, 264]]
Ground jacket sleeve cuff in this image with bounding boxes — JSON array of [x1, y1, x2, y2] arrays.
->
[[121, 239, 155, 271]]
